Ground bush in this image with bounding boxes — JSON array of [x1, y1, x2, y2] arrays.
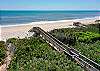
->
[[75, 32, 100, 43], [7, 37, 84, 71], [74, 41, 100, 64], [49, 23, 100, 64], [57, 34, 76, 45], [0, 41, 6, 63]]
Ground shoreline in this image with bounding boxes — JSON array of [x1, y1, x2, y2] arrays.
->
[[1, 16, 100, 28], [1, 16, 100, 41]]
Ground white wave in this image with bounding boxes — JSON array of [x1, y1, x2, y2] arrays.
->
[[1, 16, 100, 28]]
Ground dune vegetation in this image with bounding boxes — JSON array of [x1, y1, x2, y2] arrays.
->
[[0, 41, 6, 64], [7, 37, 84, 71], [49, 23, 100, 64]]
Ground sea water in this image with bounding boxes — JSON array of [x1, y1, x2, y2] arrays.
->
[[0, 10, 100, 26]]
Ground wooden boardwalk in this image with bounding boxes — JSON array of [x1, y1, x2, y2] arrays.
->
[[29, 27, 100, 71]]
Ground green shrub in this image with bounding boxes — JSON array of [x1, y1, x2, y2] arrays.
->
[[49, 24, 100, 64], [6, 38, 18, 45], [74, 41, 100, 64], [8, 37, 84, 71], [0, 41, 6, 63], [75, 32, 100, 43]]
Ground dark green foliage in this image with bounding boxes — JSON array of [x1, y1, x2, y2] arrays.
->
[[83, 24, 99, 34], [0, 41, 6, 63], [50, 23, 100, 36], [49, 28, 76, 45], [57, 33, 76, 45], [7, 37, 84, 71], [49, 23, 100, 64], [75, 32, 100, 43], [6, 38, 18, 45], [74, 41, 100, 64], [50, 24, 100, 44]]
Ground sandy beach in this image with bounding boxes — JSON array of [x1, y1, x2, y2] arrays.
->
[[0, 17, 100, 41]]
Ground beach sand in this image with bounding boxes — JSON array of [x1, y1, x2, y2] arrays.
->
[[0, 17, 100, 41]]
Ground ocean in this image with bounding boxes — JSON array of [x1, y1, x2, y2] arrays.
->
[[0, 10, 100, 26]]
